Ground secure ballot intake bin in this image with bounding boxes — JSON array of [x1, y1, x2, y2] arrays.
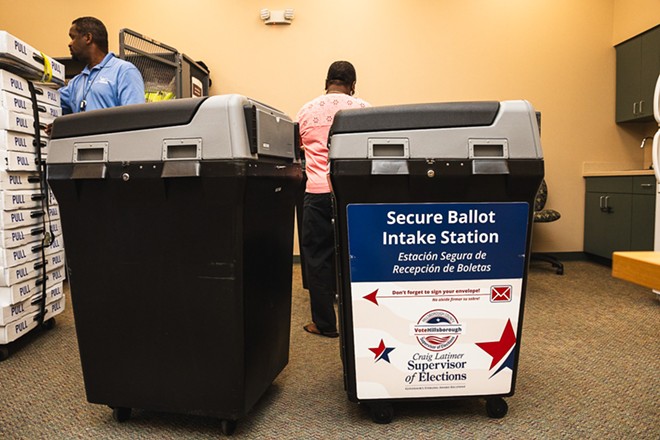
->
[[329, 100, 543, 423], [46, 95, 301, 435]]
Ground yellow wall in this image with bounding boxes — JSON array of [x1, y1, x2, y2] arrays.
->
[[1, 0, 658, 252], [613, 0, 660, 44]]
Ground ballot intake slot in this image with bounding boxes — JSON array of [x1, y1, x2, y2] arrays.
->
[[469, 139, 509, 159], [73, 142, 108, 163], [368, 138, 409, 159], [163, 138, 202, 161]]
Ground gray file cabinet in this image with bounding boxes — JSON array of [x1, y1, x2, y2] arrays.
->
[[584, 175, 656, 259]]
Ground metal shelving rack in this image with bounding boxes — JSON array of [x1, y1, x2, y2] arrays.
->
[[119, 29, 210, 102]]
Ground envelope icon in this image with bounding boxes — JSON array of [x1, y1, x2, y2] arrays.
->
[[490, 285, 512, 302]]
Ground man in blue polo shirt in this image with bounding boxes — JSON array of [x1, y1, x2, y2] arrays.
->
[[59, 16, 144, 114]]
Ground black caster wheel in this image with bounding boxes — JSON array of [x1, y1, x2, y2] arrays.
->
[[112, 407, 132, 423], [221, 419, 237, 436], [486, 397, 508, 419], [0, 346, 9, 362], [42, 318, 56, 330], [368, 402, 394, 424]]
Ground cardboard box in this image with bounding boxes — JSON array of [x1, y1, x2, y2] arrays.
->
[[0, 310, 39, 343], [0, 109, 35, 135], [0, 249, 64, 287], [0, 239, 42, 268], [0, 90, 32, 115], [46, 203, 60, 220], [47, 218, 62, 237], [47, 187, 58, 206], [0, 283, 64, 325], [32, 82, 60, 107], [0, 31, 65, 85], [0, 70, 61, 107], [0, 150, 38, 172], [37, 101, 61, 119], [0, 295, 65, 344], [43, 233, 64, 256], [47, 265, 66, 289], [0, 170, 41, 190], [0, 130, 48, 155], [0, 189, 43, 211], [0, 265, 66, 306], [0, 69, 30, 98], [0, 207, 43, 230], [45, 280, 65, 303], [0, 223, 43, 249]]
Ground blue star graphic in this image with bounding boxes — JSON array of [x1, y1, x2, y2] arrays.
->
[[379, 346, 395, 363]]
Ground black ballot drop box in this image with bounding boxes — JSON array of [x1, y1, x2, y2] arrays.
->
[[328, 101, 544, 423], [46, 95, 301, 435]]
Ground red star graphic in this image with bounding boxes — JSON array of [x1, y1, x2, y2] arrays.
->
[[363, 289, 379, 305], [369, 339, 395, 363], [369, 339, 386, 358], [476, 319, 517, 369]]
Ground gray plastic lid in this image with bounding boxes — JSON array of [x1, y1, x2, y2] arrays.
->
[[50, 97, 208, 139], [331, 101, 500, 134]]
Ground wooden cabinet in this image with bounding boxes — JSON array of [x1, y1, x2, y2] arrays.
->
[[584, 176, 656, 259], [615, 25, 660, 123]]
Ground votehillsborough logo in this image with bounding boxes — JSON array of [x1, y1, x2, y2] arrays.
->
[[413, 309, 464, 351]]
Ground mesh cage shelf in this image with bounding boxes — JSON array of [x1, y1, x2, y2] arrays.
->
[[119, 29, 209, 102]]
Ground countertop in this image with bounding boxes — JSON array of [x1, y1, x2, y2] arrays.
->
[[583, 169, 654, 177], [612, 251, 660, 291], [582, 162, 655, 177]]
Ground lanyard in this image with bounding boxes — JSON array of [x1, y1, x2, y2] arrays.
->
[[78, 63, 106, 112]]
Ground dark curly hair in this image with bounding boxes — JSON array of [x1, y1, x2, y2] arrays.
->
[[325, 61, 356, 89], [72, 17, 109, 53]]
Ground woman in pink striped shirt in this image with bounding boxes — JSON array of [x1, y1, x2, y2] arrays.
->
[[296, 61, 370, 338]]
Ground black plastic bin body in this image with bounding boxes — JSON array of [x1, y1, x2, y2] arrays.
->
[[46, 95, 301, 427], [329, 101, 543, 421]]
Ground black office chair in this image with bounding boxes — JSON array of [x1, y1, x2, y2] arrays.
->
[[531, 179, 564, 275]]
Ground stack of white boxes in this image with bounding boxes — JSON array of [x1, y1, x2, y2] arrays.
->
[[0, 32, 66, 350]]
